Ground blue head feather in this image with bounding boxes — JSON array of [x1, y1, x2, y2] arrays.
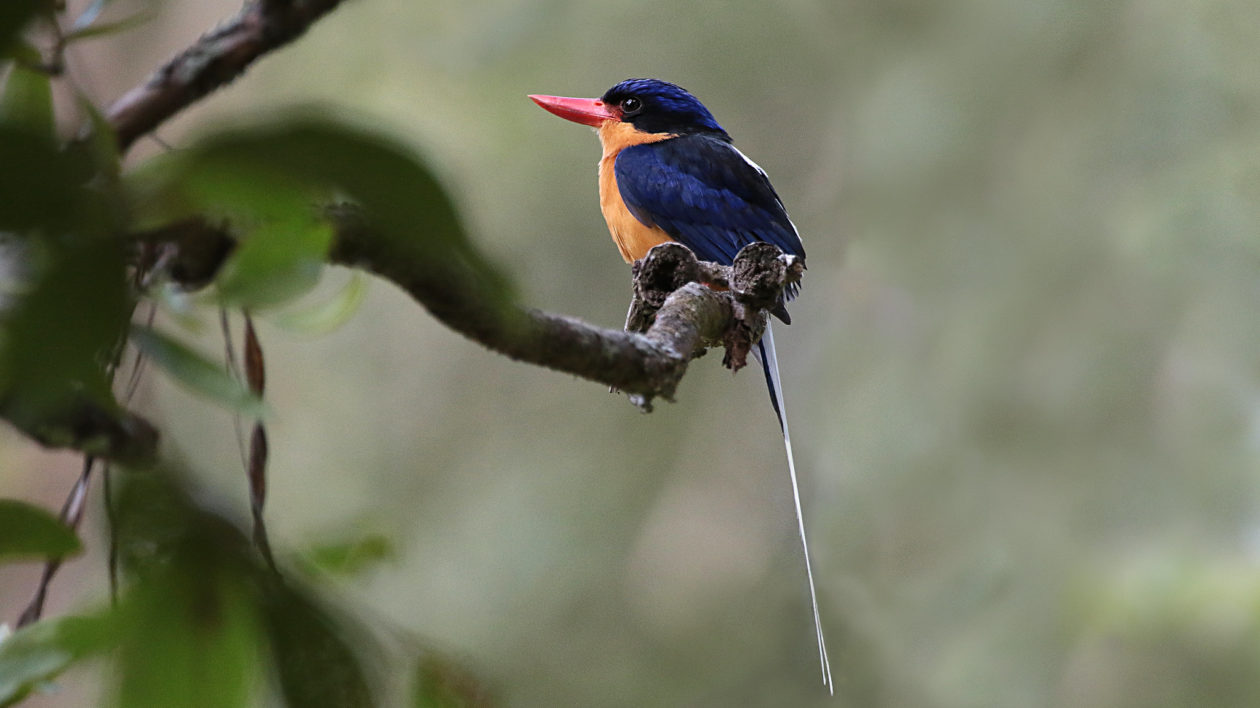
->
[[601, 78, 729, 140]]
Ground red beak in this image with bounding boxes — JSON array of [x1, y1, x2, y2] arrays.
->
[[529, 94, 618, 127]]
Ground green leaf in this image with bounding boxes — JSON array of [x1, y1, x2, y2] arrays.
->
[[215, 214, 333, 308], [128, 326, 266, 418], [0, 63, 53, 138], [271, 272, 368, 335], [131, 144, 336, 309], [0, 0, 41, 56], [0, 129, 82, 232], [0, 237, 131, 426], [108, 465, 268, 708], [263, 583, 376, 708], [0, 499, 81, 562], [0, 612, 119, 707], [116, 565, 263, 708], [302, 532, 393, 577], [0, 120, 121, 237], [109, 465, 378, 708], [127, 113, 514, 311], [221, 118, 512, 302]]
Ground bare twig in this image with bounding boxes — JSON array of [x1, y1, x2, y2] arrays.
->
[[103, 463, 119, 604], [106, 0, 350, 154], [16, 457, 95, 627], [217, 310, 277, 570], [242, 315, 277, 572]]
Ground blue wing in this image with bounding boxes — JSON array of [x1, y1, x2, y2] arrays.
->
[[614, 135, 804, 269]]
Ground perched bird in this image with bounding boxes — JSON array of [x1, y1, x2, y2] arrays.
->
[[530, 78, 832, 692]]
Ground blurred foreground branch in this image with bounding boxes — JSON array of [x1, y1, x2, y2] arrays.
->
[[106, 0, 349, 153]]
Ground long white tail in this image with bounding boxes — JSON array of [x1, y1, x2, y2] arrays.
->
[[755, 322, 833, 694]]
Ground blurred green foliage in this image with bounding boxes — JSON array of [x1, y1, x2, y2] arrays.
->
[[0, 1, 41, 57], [302, 531, 394, 577], [0, 465, 384, 708], [0, 62, 132, 447], [3, 1, 1260, 707], [128, 118, 511, 307], [0, 66, 51, 138], [128, 325, 266, 418], [1, 4, 503, 704], [0, 611, 116, 705], [0, 501, 81, 562]]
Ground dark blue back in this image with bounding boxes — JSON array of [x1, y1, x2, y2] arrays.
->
[[614, 134, 804, 278]]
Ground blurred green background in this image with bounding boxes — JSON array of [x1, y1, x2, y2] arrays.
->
[[4, 0, 1260, 705]]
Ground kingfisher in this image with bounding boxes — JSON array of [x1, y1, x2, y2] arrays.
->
[[530, 78, 832, 692]]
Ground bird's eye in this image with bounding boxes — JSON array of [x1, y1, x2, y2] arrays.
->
[[620, 97, 642, 114]]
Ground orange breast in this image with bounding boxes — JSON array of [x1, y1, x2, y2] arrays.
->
[[596, 122, 675, 263]]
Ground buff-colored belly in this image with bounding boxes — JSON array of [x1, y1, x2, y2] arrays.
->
[[596, 122, 676, 263], [598, 157, 672, 262]]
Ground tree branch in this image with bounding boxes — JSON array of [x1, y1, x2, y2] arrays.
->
[[106, 0, 349, 153], [316, 207, 797, 408], [133, 207, 797, 410]]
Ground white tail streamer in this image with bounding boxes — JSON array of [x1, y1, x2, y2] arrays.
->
[[756, 322, 833, 694]]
